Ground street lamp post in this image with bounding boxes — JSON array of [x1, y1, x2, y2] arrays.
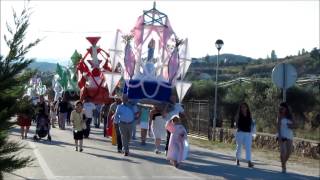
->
[[213, 39, 224, 131]]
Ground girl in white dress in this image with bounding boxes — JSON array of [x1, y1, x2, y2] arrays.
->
[[166, 115, 188, 168]]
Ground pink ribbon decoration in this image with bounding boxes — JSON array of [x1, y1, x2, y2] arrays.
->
[[124, 43, 136, 79], [168, 47, 179, 83], [163, 18, 174, 49], [131, 15, 144, 47]]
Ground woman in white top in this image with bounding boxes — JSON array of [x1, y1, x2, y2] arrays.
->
[[149, 106, 166, 154], [277, 102, 295, 173]]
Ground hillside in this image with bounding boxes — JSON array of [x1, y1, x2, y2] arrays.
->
[[187, 49, 320, 81], [193, 53, 253, 64], [28, 61, 56, 72]]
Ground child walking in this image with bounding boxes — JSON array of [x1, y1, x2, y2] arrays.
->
[[166, 114, 189, 168], [70, 101, 86, 152]]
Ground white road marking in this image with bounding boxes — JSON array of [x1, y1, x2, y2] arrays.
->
[[28, 140, 56, 180], [55, 176, 199, 179]]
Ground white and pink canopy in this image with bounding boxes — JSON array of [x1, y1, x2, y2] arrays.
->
[[109, 2, 192, 103]]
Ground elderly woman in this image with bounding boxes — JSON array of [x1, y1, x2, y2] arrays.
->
[[70, 100, 86, 152]]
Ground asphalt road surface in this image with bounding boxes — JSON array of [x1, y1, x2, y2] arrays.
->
[[4, 123, 319, 180]]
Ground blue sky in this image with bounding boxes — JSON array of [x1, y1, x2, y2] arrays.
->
[[1, 0, 319, 64]]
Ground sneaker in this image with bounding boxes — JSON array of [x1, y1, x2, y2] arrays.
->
[[155, 149, 161, 154], [118, 150, 123, 153], [75, 147, 78, 151], [124, 152, 129, 156], [80, 148, 83, 152], [248, 161, 254, 168]]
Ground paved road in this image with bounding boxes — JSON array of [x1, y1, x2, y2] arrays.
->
[[4, 123, 319, 180]]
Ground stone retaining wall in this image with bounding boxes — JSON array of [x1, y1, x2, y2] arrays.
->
[[206, 128, 320, 159]]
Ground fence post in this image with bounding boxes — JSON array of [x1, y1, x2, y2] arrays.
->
[[212, 127, 216, 141], [219, 128, 224, 142], [197, 101, 200, 134]]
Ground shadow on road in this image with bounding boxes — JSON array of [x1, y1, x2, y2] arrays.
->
[[84, 152, 140, 164], [129, 151, 169, 165], [190, 149, 268, 166], [180, 149, 318, 180], [10, 124, 318, 180]]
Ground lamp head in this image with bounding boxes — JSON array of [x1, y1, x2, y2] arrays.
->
[[215, 39, 224, 51]]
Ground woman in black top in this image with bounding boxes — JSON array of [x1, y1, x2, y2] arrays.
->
[[235, 102, 254, 167]]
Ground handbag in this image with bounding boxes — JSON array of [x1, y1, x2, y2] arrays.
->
[[251, 119, 257, 138]]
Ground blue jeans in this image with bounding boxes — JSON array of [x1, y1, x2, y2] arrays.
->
[[94, 116, 100, 128]]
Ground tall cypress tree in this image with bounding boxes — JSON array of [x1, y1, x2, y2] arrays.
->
[[271, 50, 277, 61], [0, 7, 40, 179]]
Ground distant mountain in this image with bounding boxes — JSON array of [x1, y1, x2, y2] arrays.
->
[[35, 58, 69, 66], [28, 61, 57, 72], [28, 53, 252, 73], [193, 53, 253, 64]]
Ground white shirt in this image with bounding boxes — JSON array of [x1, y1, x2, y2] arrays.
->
[[83, 102, 96, 118], [280, 118, 294, 140]]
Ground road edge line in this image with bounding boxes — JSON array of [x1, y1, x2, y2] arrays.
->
[[28, 140, 56, 180]]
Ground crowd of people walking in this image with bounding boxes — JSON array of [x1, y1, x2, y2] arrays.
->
[[16, 92, 296, 171]]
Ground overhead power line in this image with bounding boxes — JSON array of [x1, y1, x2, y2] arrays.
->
[[39, 30, 114, 34]]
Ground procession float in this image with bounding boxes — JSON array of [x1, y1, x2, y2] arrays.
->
[[76, 37, 121, 104], [26, 75, 47, 105], [114, 2, 192, 104], [53, 2, 192, 106], [52, 51, 81, 102]]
